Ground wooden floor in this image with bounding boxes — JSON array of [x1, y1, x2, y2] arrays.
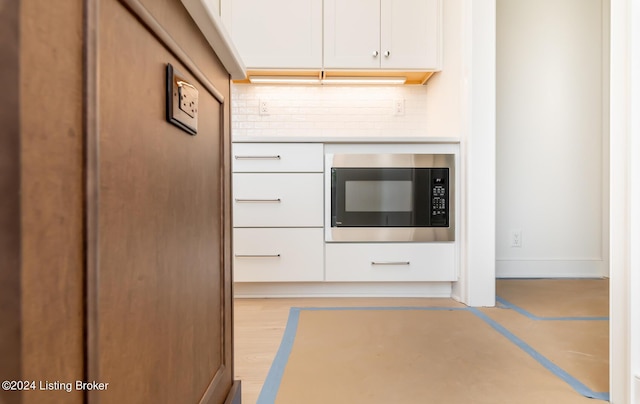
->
[[233, 282, 609, 404]]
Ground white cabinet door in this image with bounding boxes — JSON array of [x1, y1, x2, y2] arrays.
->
[[233, 173, 324, 227], [234, 228, 324, 282], [323, 0, 380, 69], [227, 0, 322, 69], [324, 0, 441, 70], [380, 0, 441, 69]]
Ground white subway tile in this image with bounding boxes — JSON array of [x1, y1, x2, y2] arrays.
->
[[231, 84, 429, 138]]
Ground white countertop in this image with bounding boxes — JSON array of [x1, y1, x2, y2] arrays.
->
[[232, 136, 461, 143], [181, 0, 246, 80]]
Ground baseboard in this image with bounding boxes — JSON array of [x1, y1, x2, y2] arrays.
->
[[496, 259, 606, 278], [224, 380, 241, 404], [233, 282, 452, 298]]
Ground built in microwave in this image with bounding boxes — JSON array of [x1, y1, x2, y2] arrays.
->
[[326, 153, 455, 242]]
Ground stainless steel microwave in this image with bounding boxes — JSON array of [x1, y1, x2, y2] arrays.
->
[[325, 153, 455, 242]]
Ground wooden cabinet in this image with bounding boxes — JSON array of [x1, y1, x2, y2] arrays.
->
[[2, 1, 241, 403], [224, 0, 322, 69], [232, 143, 324, 282], [323, 0, 441, 70], [95, 1, 238, 402]]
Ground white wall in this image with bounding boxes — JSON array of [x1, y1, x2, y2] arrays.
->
[[427, 0, 496, 306], [496, 0, 607, 278], [460, 0, 496, 306], [610, 0, 640, 401], [424, 0, 464, 138]]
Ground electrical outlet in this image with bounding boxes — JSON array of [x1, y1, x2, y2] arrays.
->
[[510, 230, 522, 248], [394, 98, 405, 116], [166, 63, 197, 135], [259, 100, 270, 115]]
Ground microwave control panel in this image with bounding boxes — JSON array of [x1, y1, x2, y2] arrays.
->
[[430, 169, 448, 226]]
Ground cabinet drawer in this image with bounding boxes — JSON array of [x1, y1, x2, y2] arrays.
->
[[325, 243, 455, 282], [234, 228, 324, 282], [232, 143, 323, 172], [233, 173, 323, 227]]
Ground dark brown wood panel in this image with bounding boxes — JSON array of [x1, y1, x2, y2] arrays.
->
[[0, 1, 22, 403], [95, 1, 232, 402], [19, 0, 86, 403]]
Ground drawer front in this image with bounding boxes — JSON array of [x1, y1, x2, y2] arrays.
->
[[232, 143, 324, 172], [233, 173, 323, 227], [325, 243, 456, 282], [234, 228, 324, 282]]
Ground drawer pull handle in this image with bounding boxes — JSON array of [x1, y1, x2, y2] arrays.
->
[[234, 155, 281, 160], [235, 254, 281, 258], [234, 198, 281, 203], [371, 261, 410, 266]]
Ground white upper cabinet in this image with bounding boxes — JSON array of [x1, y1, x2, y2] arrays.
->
[[323, 0, 381, 69], [324, 0, 441, 70], [224, 0, 322, 69]]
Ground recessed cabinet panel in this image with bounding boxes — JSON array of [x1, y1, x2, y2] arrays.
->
[[325, 243, 456, 282], [380, 0, 441, 69], [228, 0, 322, 69], [233, 173, 324, 227], [323, 0, 380, 69], [234, 228, 324, 282]]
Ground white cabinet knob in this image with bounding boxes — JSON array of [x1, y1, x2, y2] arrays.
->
[[372, 50, 379, 57], [384, 51, 390, 57]]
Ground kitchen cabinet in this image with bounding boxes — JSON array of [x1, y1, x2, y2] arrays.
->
[[325, 243, 456, 282], [224, 0, 322, 69], [324, 0, 441, 70], [1, 0, 241, 403], [233, 142, 324, 172], [232, 143, 324, 282], [233, 173, 323, 227], [234, 228, 324, 282], [231, 139, 460, 294]]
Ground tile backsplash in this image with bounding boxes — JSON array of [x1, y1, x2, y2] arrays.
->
[[231, 84, 430, 138]]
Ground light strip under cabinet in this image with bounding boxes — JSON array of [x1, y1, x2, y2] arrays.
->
[[248, 75, 321, 85], [322, 76, 407, 85], [246, 75, 407, 85]]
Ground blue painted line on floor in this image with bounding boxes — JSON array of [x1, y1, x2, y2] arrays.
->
[[257, 306, 610, 403], [469, 307, 610, 402], [496, 277, 607, 280], [496, 296, 609, 321], [299, 306, 468, 311], [256, 307, 301, 404]]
